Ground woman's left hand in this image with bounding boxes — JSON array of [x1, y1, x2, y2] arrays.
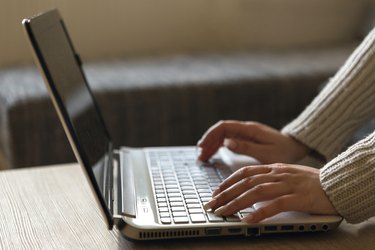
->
[[204, 164, 338, 223]]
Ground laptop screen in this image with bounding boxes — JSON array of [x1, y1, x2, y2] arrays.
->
[[23, 10, 113, 228]]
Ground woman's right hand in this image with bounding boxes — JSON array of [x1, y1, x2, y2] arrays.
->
[[197, 120, 311, 164]]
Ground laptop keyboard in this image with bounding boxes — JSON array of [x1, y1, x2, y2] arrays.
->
[[147, 148, 255, 224]]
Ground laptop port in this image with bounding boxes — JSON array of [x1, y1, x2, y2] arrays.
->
[[246, 227, 260, 236], [310, 225, 317, 231], [281, 225, 294, 231], [298, 225, 305, 231], [322, 224, 329, 231], [264, 225, 277, 232], [205, 228, 221, 236]]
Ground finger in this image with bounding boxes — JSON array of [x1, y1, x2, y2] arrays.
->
[[214, 182, 292, 216], [224, 138, 271, 164], [212, 165, 272, 197], [242, 195, 295, 223], [208, 173, 279, 211], [197, 121, 261, 161]]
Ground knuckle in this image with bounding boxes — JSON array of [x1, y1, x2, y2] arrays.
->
[[241, 177, 253, 188], [252, 184, 265, 195], [270, 163, 286, 173], [230, 198, 241, 210], [238, 167, 250, 178]]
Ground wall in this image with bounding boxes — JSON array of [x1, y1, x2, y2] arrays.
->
[[0, 0, 369, 67]]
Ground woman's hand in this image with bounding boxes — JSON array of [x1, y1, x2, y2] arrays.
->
[[197, 120, 310, 164], [204, 164, 338, 223]]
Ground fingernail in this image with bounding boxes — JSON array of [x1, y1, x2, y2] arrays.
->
[[224, 139, 237, 150], [203, 199, 217, 211], [214, 206, 227, 216], [197, 139, 203, 147]]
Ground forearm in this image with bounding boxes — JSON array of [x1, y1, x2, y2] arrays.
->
[[282, 27, 375, 161], [319, 130, 375, 223]]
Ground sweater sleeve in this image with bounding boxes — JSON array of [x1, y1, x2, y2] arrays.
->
[[282, 27, 375, 161], [320, 131, 375, 223]]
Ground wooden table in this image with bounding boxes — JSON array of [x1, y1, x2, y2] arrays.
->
[[0, 163, 374, 249]]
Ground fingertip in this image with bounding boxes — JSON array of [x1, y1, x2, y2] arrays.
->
[[197, 153, 208, 163], [242, 213, 258, 224]]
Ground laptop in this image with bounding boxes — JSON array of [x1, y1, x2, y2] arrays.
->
[[22, 9, 342, 240]]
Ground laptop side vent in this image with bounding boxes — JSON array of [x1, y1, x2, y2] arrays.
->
[[139, 229, 200, 239]]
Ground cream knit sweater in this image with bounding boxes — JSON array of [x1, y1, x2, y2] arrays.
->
[[282, 27, 375, 224]]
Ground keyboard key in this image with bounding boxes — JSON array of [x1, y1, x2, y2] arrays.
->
[[188, 208, 204, 214], [171, 206, 185, 212], [156, 193, 166, 198], [167, 193, 182, 198], [169, 197, 183, 202], [170, 201, 184, 207], [190, 214, 206, 223], [207, 212, 224, 222], [157, 198, 167, 203], [182, 190, 196, 195], [155, 189, 165, 194], [172, 211, 187, 217], [198, 193, 212, 197], [160, 212, 170, 218], [173, 217, 189, 224], [167, 189, 180, 193], [187, 204, 201, 209], [185, 199, 200, 204], [159, 207, 169, 213], [225, 215, 241, 222], [160, 217, 171, 224], [184, 194, 198, 199], [200, 197, 211, 202], [158, 202, 168, 207]]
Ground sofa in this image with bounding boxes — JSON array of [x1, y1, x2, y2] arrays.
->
[[0, 0, 374, 169]]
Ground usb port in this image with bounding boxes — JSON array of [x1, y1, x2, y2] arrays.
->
[[205, 228, 221, 236], [281, 225, 294, 231], [246, 227, 260, 236], [264, 226, 278, 231]]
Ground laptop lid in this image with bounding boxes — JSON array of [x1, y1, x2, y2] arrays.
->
[[22, 9, 114, 229]]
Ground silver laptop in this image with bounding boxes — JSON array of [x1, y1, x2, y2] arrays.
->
[[22, 9, 342, 240]]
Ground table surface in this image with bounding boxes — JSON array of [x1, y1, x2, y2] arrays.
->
[[0, 163, 374, 249]]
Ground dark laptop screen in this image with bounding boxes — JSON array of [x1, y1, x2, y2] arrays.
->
[[23, 10, 113, 227]]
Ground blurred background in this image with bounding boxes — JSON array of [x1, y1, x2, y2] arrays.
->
[[1, 0, 373, 66], [0, 0, 374, 169]]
